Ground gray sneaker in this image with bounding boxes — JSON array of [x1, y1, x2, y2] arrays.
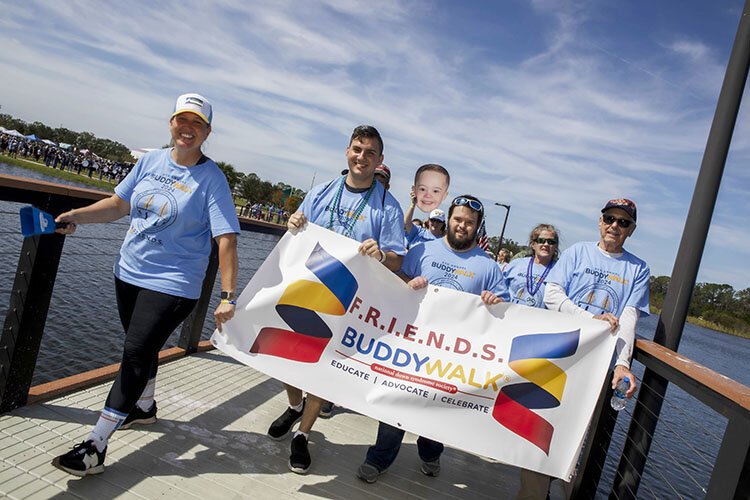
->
[[357, 462, 383, 483], [420, 459, 440, 477]]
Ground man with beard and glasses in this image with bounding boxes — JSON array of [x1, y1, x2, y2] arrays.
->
[[356, 194, 509, 484]]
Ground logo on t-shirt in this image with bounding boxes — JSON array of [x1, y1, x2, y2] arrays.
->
[[572, 283, 621, 315], [132, 189, 178, 236]]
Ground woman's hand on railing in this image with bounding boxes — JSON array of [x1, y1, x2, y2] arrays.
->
[[54, 212, 78, 235]]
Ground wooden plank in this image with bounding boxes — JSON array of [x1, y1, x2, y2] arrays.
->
[[0, 350, 524, 499]]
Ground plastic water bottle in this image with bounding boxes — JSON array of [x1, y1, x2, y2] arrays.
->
[[610, 376, 630, 411]]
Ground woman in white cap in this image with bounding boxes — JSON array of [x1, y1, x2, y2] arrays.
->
[[405, 208, 446, 249], [51, 93, 240, 477]]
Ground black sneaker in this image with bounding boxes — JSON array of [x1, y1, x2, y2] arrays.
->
[[288, 433, 311, 474], [51, 440, 106, 477], [119, 402, 157, 430], [268, 400, 305, 440]]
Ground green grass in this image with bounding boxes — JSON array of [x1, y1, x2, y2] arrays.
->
[[649, 305, 750, 339], [0, 153, 116, 192]]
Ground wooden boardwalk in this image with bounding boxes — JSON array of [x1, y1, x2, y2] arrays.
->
[[0, 350, 560, 499]]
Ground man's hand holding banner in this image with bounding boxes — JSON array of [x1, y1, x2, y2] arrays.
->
[[211, 223, 616, 479]]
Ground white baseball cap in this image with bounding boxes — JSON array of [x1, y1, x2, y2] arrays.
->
[[429, 209, 446, 222], [172, 93, 212, 125]]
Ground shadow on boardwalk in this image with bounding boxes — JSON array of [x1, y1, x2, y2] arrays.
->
[[0, 350, 537, 499]]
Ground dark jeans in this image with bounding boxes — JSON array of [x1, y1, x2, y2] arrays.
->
[[105, 277, 197, 412], [365, 421, 444, 472]]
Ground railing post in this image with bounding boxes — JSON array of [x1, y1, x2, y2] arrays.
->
[[0, 231, 66, 412], [178, 242, 219, 355], [706, 415, 750, 499], [571, 377, 618, 499], [612, 2, 750, 497]]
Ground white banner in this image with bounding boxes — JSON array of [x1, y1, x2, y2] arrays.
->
[[211, 223, 617, 479]]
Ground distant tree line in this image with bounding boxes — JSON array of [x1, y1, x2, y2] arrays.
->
[[488, 236, 524, 257], [1, 113, 306, 211], [215, 162, 304, 214], [650, 276, 750, 335], [0, 113, 134, 162]]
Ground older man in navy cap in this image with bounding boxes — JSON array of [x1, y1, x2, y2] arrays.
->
[[517, 198, 651, 499]]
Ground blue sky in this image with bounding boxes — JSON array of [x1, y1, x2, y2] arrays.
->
[[1, 0, 748, 289]]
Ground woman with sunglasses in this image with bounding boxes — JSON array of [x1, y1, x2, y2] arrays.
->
[[502, 224, 559, 308]]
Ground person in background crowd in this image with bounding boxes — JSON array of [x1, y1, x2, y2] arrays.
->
[[271, 125, 406, 475], [358, 194, 509, 484], [517, 199, 649, 500], [502, 224, 559, 308], [496, 247, 512, 271], [51, 93, 240, 477], [374, 163, 391, 190], [406, 208, 447, 248]]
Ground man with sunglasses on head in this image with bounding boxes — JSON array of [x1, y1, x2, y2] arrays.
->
[[517, 198, 650, 500], [357, 194, 509, 484]]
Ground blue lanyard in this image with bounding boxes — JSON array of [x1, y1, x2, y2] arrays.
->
[[526, 257, 552, 297]]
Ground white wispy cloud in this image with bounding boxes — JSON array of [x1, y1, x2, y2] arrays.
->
[[1, 0, 747, 288]]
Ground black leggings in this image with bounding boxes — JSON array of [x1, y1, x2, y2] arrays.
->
[[105, 277, 197, 412]]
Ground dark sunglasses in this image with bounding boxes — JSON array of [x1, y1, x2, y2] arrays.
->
[[451, 197, 484, 212], [602, 214, 634, 228], [535, 237, 558, 245]]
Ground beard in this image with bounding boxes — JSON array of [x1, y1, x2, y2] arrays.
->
[[447, 227, 477, 251]]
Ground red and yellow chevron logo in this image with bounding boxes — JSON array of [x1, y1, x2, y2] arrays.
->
[[250, 243, 358, 363], [492, 331, 580, 455]]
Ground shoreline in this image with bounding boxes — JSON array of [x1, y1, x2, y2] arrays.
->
[[3, 153, 749, 342], [649, 305, 750, 340], [0, 153, 116, 192]]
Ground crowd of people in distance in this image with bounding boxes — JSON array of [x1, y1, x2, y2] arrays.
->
[[239, 203, 289, 225], [1, 132, 134, 184], [48, 94, 650, 500]]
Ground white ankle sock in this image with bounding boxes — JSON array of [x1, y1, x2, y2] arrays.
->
[[294, 430, 309, 439], [87, 407, 127, 452], [290, 400, 304, 412], [136, 377, 156, 411]]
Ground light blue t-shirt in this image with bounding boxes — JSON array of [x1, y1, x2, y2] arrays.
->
[[405, 224, 439, 249], [546, 241, 650, 316], [114, 149, 240, 299], [401, 238, 510, 299], [503, 256, 556, 308], [300, 176, 405, 253]]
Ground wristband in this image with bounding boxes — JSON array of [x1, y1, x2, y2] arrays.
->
[[378, 249, 387, 263], [220, 299, 237, 305]]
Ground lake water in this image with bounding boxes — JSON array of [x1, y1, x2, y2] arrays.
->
[[1, 163, 747, 498], [0, 163, 280, 383]]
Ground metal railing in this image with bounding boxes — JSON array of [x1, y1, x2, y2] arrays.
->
[[0, 173, 285, 412], [573, 338, 750, 499], [1, 173, 749, 498]]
